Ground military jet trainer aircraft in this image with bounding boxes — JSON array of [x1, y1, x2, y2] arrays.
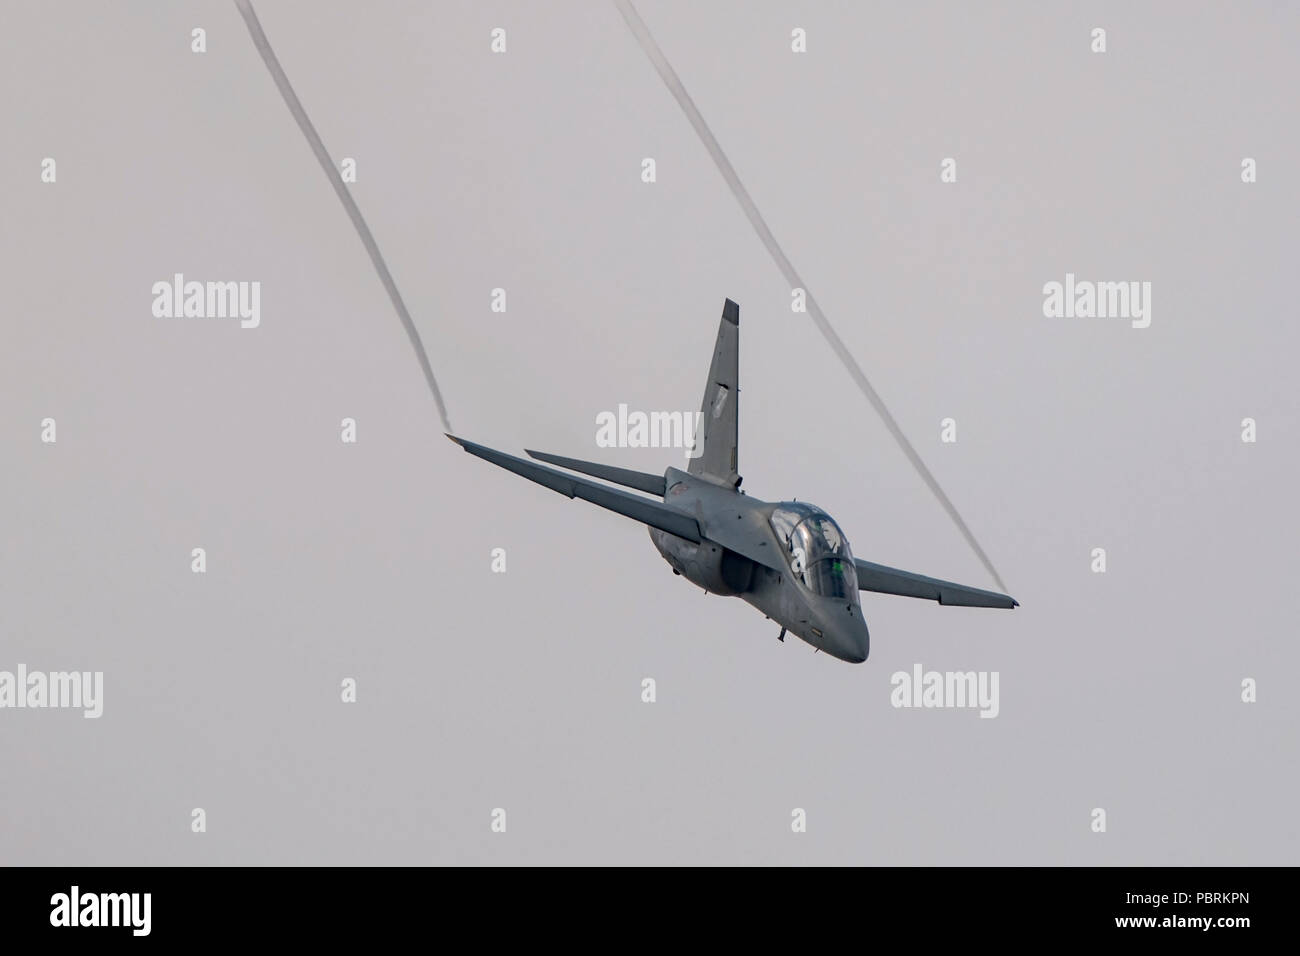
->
[[448, 299, 1016, 663]]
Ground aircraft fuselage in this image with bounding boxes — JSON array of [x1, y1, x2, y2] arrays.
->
[[648, 467, 870, 663]]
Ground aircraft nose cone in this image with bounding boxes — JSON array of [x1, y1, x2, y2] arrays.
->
[[842, 624, 869, 664], [816, 602, 869, 663]]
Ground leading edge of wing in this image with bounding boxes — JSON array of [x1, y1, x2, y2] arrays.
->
[[447, 435, 702, 544], [853, 558, 1019, 609]]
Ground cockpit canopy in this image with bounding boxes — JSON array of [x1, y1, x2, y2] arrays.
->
[[769, 503, 859, 598]]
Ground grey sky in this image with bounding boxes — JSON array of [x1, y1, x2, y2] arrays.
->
[[1, 1, 1295, 865]]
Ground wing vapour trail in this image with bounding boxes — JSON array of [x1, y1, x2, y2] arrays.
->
[[612, 0, 1009, 593], [233, 0, 453, 432]]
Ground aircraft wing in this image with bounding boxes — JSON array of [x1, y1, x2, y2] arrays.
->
[[447, 435, 703, 544], [696, 511, 789, 575], [853, 559, 1018, 609]]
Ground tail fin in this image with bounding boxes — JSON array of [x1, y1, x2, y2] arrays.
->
[[688, 299, 741, 488]]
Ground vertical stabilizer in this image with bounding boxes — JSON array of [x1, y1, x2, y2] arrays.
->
[[688, 299, 741, 488]]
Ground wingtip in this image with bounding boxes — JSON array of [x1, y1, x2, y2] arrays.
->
[[722, 298, 739, 325], [445, 433, 465, 447]]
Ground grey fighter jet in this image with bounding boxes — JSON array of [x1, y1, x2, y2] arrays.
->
[[448, 299, 1017, 663]]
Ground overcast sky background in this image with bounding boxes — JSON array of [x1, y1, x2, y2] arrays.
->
[[2, 1, 1296, 864]]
